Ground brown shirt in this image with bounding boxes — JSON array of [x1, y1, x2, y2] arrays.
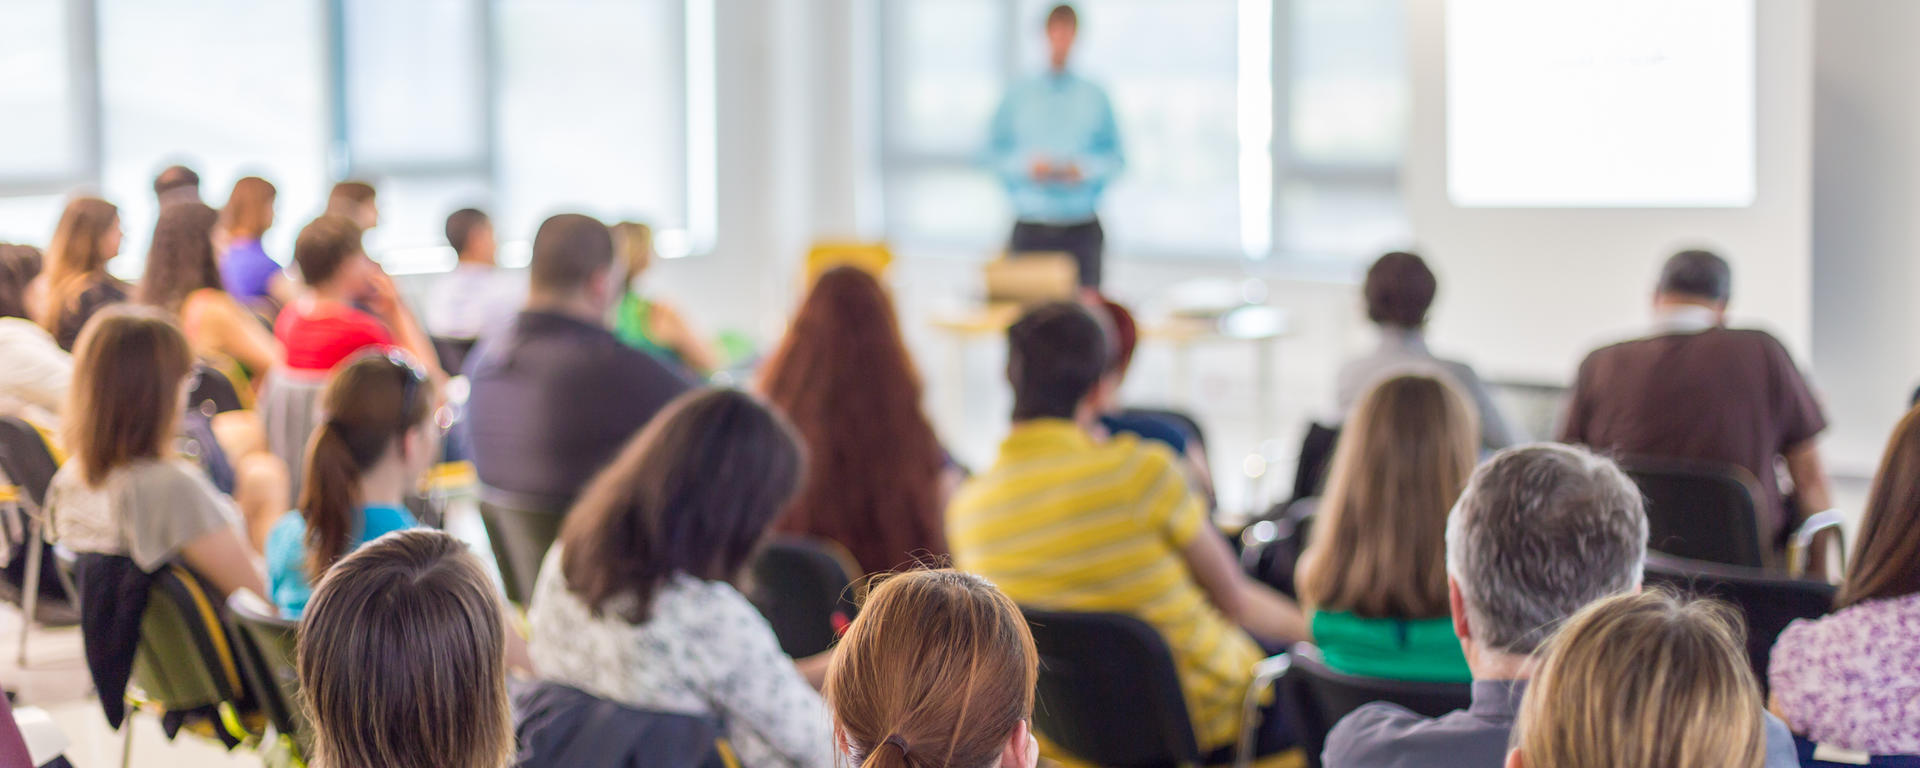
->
[[1560, 326, 1826, 537]]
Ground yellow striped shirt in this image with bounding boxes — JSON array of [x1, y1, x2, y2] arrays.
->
[[948, 419, 1260, 751]]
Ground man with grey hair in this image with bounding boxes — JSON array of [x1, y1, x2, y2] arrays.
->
[[1321, 443, 1799, 768]]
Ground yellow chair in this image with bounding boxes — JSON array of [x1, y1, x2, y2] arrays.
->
[[804, 241, 892, 287]]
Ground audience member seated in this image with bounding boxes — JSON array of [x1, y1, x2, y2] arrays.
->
[[152, 164, 200, 207], [1336, 252, 1516, 450], [0, 244, 69, 425], [297, 530, 514, 768], [217, 176, 290, 308], [758, 266, 956, 575], [610, 221, 720, 376], [824, 569, 1038, 768], [1508, 591, 1767, 768], [264, 351, 432, 617], [1769, 405, 1920, 754], [466, 214, 689, 507], [138, 201, 292, 549], [138, 201, 284, 376], [275, 215, 439, 377], [324, 181, 380, 232], [947, 301, 1306, 758], [1561, 250, 1832, 555], [1092, 297, 1213, 495], [1295, 373, 1477, 682], [33, 198, 127, 352], [528, 388, 831, 768], [424, 207, 524, 345], [1323, 444, 1797, 768], [45, 306, 265, 600]]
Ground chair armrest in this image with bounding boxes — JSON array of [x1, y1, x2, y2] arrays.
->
[[1789, 510, 1847, 580], [1236, 653, 1292, 768]]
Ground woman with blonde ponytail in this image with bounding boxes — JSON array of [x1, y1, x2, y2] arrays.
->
[[263, 349, 435, 617], [825, 570, 1039, 768]]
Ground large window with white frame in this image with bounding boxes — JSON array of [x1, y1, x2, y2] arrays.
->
[[0, 0, 713, 277], [878, 0, 1408, 265]]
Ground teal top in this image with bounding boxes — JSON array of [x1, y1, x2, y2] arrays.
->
[[1309, 610, 1472, 683], [264, 503, 420, 618]]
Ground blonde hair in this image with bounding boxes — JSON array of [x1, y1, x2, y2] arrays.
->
[[1296, 372, 1477, 618], [610, 221, 654, 279], [826, 570, 1037, 768], [36, 197, 119, 337], [1513, 591, 1766, 768]]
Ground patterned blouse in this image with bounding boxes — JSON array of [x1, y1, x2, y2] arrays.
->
[[527, 547, 833, 768], [1770, 591, 1920, 754]]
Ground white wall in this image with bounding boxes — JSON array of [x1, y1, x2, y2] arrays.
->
[[1402, 0, 1813, 384], [1810, 0, 1920, 473]]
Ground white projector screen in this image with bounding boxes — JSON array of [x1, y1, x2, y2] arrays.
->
[[1446, 0, 1756, 208]]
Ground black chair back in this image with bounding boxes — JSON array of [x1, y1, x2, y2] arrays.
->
[[1117, 407, 1208, 452], [1022, 608, 1199, 768], [0, 417, 64, 605], [1621, 457, 1766, 568], [1279, 644, 1472, 768], [188, 363, 245, 417], [433, 336, 478, 377], [225, 590, 309, 761], [478, 488, 568, 606], [1291, 423, 1341, 504], [749, 535, 859, 658], [1241, 497, 1317, 599], [1643, 552, 1836, 695]]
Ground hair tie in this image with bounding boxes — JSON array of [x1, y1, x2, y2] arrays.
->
[[882, 735, 911, 757]]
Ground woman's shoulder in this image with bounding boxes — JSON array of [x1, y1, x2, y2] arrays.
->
[[1778, 595, 1920, 658]]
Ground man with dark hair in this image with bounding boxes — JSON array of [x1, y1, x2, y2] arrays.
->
[[949, 301, 1304, 761], [153, 165, 200, 206], [465, 213, 689, 508], [1336, 252, 1516, 449], [985, 3, 1123, 289], [1561, 249, 1832, 555], [326, 181, 379, 231], [424, 208, 523, 341], [1323, 444, 1799, 768]]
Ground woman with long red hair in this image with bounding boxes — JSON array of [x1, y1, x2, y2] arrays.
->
[[757, 266, 955, 575]]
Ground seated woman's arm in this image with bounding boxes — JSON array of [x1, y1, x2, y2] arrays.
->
[[178, 524, 268, 601], [651, 302, 722, 375], [1183, 526, 1308, 647], [212, 293, 285, 374]]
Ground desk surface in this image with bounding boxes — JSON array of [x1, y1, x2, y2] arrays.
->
[[930, 304, 1290, 342]]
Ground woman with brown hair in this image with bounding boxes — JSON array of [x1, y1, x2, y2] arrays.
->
[[529, 387, 833, 768], [218, 176, 288, 305], [44, 305, 265, 598], [1294, 372, 1478, 681], [138, 201, 284, 375], [263, 351, 432, 617], [1769, 406, 1920, 753], [758, 266, 954, 575], [298, 529, 515, 768], [826, 569, 1039, 768], [1508, 591, 1767, 768], [34, 197, 127, 351]]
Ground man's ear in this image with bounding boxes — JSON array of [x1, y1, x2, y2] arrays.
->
[[1450, 576, 1471, 642]]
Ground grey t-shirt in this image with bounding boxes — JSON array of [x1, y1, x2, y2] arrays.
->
[[47, 458, 240, 572], [1324, 679, 1801, 768]]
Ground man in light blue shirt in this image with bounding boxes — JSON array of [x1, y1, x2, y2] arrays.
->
[[985, 4, 1123, 288]]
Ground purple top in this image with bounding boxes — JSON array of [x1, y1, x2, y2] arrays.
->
[[1770, 592, 1920, 753], [221, 238, 280, 301]]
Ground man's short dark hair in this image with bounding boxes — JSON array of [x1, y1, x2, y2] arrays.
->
[[294, 215, 365, 287], [1364, 251, 1437, 328], [1007, 301, 1107, 421], [153, 165, 199, 199], [1658, 249, 1732, 303], [1047, 4, 1077, 28], [530, 213, 613, 294], [445, 208, 491, 254]]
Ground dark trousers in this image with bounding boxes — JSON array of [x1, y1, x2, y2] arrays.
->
[[1010, 218, 1104, 289]]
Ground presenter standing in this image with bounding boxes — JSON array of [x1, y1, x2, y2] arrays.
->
[[986, 4, 1124, 290]]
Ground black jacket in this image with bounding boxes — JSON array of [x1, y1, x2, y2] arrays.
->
[[513, 680, 733, 768]]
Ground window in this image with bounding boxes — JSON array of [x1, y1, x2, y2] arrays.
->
[[878, 0, 1408, 265], [0, 0, 94, 244]]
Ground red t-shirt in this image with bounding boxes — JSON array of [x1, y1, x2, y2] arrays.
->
[[274, 301, 395, 373]]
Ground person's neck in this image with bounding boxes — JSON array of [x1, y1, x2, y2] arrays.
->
[[456, 254, 495, 269], [524, 291, 605, 326], [1466, 646, 1536, 682], [356, 460, 411, 510], [1013, 401, 1101, 432], [309, 283, 358, 307]]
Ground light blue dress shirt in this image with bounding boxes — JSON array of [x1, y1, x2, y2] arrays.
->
[[984, 69, 1124, 225]]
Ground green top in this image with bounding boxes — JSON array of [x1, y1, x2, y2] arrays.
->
[[614, 292, 684, 367], [1309, 609, 1472, 683]]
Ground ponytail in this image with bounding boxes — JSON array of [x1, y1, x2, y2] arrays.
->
[[859, 734, 913, 768], [301, 421, 361, 580]]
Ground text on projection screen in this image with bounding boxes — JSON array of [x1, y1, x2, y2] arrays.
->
[[1446, 0, 1756, 208]]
